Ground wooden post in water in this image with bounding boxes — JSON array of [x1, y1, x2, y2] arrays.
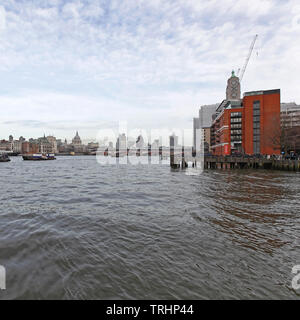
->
[[148, 144, 151, 165], [181, 146, 186, 169], [159, 146, 162, 160], [170, 136, 174, 168], [170, 135, 179, 169]]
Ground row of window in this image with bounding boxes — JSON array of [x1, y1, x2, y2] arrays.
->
[[253, 101, 260, 110], [230, 128, 260, 135], [253, 101, 260, 153], [230, 122, 260, 130], [253, 143, 260, 154], [230, 113, 261, 122], [231, 112, 242, 118], [231, 123, 242, 129], [253, 136, 260, 142], [231, 136, 242, 141], [231, 130, 242, 135], [231, 117, 260, 124], [231, 118, 242, 123]]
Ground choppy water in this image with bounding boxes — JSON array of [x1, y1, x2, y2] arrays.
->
[[0, 156, 299, 299]]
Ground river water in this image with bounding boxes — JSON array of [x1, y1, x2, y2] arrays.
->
[[0, 156, 299, 299]]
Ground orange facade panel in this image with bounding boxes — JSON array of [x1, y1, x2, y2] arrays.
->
[[243, 90, 280, 155]]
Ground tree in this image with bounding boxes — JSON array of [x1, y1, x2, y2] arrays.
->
[[263, 114, 291, 154], [286, 126, 300, 153]]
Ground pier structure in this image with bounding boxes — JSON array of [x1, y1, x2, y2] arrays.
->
[[204, 156, 300, 171]]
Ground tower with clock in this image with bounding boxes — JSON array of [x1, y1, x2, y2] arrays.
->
[[226, 70, 241, 100]]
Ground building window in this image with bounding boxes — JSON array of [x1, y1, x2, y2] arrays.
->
[[231, 118, 242, 123], [253, 122, 260, 129], [253, 128, 260, 135], [231, 130, 242, 135], [253, 101, 260, 154], [231, 112, 242, 117]]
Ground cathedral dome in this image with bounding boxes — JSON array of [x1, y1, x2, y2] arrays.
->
[[72, 131, 82, 145]]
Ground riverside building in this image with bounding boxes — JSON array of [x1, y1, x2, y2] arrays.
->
[[280, 102, 300, 153], [193, 104, 219, 152], [22, 142, 39, 154], [281, 102, 300, 128], [210, 72, 281, 156]]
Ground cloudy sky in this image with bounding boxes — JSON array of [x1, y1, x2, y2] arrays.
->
[[0, 0, 300, 142]]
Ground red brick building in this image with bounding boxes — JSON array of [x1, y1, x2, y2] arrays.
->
[[21, 142, 39, 154], [211, 100, 244, 155], [210, 73, 281, 156], [243, 89, 281, 155]]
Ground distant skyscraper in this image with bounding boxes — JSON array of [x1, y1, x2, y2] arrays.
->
[[169, 133, 179, 148], [199, 104, 219, 128], [193, 104, 218, 152], [108, 141, 114, 149], [193, 118, 200, 149], [116, 133, 127, 151]]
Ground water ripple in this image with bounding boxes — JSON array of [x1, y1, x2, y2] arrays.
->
[[0, 156, 299, 299]]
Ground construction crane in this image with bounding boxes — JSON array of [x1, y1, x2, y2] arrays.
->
[[237, 34, 258, 82]]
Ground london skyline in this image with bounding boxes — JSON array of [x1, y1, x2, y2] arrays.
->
[[0, 0, 300, 141]]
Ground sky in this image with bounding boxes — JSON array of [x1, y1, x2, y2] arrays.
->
[[0, 0, 300, 143]]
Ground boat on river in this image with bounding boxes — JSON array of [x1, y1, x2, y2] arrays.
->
[[22, 153, 56, 161], [0, 154, 11, 162]]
